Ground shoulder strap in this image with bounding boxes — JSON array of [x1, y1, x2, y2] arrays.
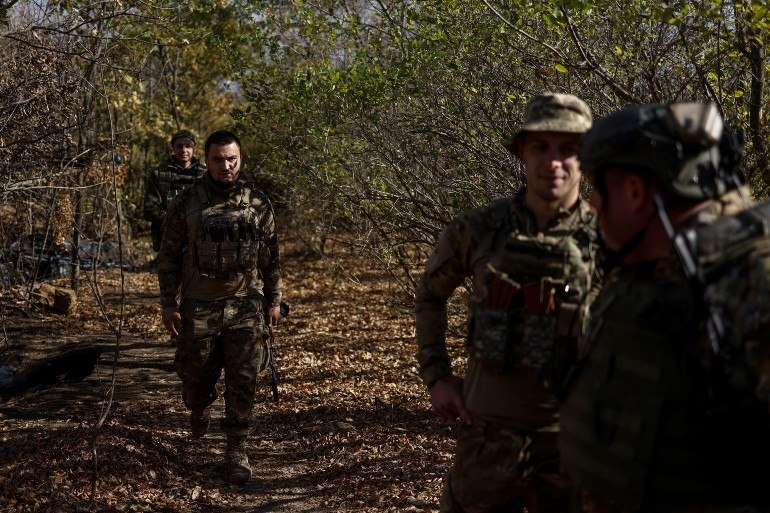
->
[[243, 182, 274, 213], [484, 197, 516, 251], [195, 181, 210, 205]]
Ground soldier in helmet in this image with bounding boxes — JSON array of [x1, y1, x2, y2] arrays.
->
[[559, 103, 770, 512], [144, 129, 206, 251], [157, 130, 282, 485], [415, 93, 600, 512]]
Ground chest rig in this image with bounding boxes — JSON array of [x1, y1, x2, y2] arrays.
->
[[470, 200, 595, 386], [191, 182, 270, 279], [158, 161, 200, 209]]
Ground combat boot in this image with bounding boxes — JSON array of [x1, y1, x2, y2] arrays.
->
[[225, 436, 252, 484], [189, 407, 211, 439]]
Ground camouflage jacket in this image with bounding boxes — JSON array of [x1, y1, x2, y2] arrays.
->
[[143, 156, 205, 226], [157, 171, 281, 309], [559, 189, 770, 509], [415, 191, 598, 389]]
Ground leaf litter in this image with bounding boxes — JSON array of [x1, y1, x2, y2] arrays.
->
[[0, 237, 468, 512]]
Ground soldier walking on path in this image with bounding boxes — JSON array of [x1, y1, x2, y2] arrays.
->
[[559, 102, 770, 512], [144, 129, 206, 252], [157, 130, 282, 485], [415, 93, 600, 512]]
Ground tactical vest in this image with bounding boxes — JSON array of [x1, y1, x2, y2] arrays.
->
[[559, 199, 770, 511], [469, 200, 596, 388], [158, 160, 202, 209], [191, 182, 271, 279]]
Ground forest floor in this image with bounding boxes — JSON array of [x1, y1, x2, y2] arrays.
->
[[0, 236, 468, 512]]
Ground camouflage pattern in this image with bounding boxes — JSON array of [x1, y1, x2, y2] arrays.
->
[[578, 103, 740, 201], [175, 295, 268, 437], [157, 171, 282, 310], [504, 93, 593, 157], [441, 421, 568, 513], [158, 170, 281, 441], [471, 230, 593, 373], [415, 192, 597, 393], [415, 192, 597, 512], [559, 190, 770, 512], [171, 129, 196, 145], [143, 156, 206, 250], [193, 195, 270, 279]]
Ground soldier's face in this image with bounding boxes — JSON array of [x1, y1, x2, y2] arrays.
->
[[206, 142, 241, 184], [172, 138, 195, 167], [591, 169, 655, 254], [520, 132, 582, 206]]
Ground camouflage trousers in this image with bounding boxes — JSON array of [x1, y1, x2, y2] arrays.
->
[[441, 420, 570, 513], [174, 295, 268, 438]]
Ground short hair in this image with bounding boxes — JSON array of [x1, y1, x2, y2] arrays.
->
[[204, 130, 242, 155]]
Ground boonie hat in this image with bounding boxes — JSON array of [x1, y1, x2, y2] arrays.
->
[[504, 93, 592, 157], [171, 129, 196, 145]]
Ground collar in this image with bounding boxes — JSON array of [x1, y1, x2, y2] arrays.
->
[[511, 189, 592, 233], [202, 171, 242, 196], [168, 156, 199, 172]]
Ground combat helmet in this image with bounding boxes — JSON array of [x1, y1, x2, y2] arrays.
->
[[579, 102, 742, 200]]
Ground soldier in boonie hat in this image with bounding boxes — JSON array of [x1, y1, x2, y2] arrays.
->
[[415, 91, 598, 513], [504, 92, 593, 157]]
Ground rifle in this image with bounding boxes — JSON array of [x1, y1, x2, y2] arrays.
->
[[266, 301, 290, 402]]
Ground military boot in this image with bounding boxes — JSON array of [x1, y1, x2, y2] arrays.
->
[[225, 436, 252, 485], [189, 407, 210, 439]]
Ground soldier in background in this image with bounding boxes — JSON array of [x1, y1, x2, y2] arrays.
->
[[143, 129, 205, 251], [559, 103, 770, 512], [415, 93, 599, 512], [157, 130, 282, 484]]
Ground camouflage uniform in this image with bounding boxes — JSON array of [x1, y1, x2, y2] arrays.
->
[[158, 170, 281, 438], [561, 192, 770, 513], [559, 103, 770, 512], [416, 93, 597, 513], [417, 193, 597, 513], [143, 156, 206, 251]]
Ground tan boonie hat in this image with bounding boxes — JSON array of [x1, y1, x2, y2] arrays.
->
[[504, 93, 592, 157]]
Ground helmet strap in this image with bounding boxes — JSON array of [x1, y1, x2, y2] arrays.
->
[[596, 206, 653, 272], [653, 193, 699, 277], [613, 220, 650, 263]]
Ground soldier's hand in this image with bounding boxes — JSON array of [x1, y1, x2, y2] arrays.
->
[[429, 375, 472, 426], [267, 305, 281, 327], [162, 306, 182, 337]]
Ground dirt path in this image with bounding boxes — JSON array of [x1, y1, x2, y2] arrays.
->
[[0, 244, 464, 512]]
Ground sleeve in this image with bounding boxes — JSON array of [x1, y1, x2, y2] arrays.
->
[[259, 201, 282, 309], [415, 218, 474, 388], [156, 197, 186, 308], [143, 168, 165, 225]]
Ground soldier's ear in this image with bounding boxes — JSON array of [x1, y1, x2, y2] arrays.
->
[[624, 173, 659, 215], [603, 169, 648, 215]]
